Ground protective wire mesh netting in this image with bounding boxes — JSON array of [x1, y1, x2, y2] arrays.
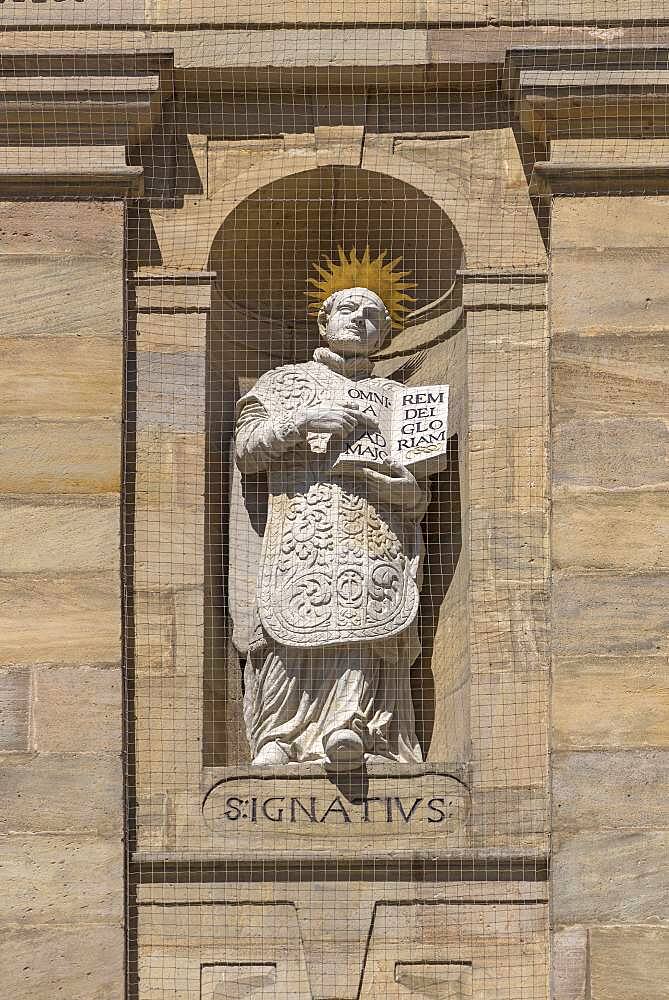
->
[[1, 4, 665, 997]]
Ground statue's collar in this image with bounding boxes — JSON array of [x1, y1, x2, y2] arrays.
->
[[312, 346, 373, 379]]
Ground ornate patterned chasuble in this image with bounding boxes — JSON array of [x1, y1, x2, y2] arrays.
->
[[250, 362, 422, 649]]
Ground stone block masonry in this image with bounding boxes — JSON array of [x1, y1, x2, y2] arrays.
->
[[0, 202, 125, 1000], [549, 196, 669, 999]]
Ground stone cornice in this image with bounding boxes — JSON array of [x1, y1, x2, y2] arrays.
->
[[1, 41, 668, 200], [530, 161, 669, 197], [0, 145, 144, 196], [0, 49, 173, 197], [504, 45, 669, 141], [505, 46, 669, 197]]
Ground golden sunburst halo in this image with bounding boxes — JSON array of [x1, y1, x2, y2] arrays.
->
[[307, 246, 416, 330]]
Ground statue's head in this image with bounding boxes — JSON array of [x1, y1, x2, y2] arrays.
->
[[317, 287, 391, 357]]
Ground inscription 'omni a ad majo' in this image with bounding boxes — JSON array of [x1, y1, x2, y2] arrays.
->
[[233, 247, 450, 771]]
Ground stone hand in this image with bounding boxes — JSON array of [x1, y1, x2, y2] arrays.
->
[[296, 403, 379, 438], [347, 460, 428, 515]]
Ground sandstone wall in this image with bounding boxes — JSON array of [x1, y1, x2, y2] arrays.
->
[[0, 201, 125, 999], [550, 196, 669, 999]]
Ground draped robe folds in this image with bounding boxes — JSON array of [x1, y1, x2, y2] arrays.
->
[[233, 349, 427, 765]]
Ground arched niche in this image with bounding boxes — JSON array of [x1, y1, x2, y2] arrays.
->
[[211, 165, 463, 355], [204, 165, 466, 767]]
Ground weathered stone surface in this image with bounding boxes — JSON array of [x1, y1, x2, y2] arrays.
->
[[0, 573, 120, 666], [0, 500, 118, 574], [134, 276, 212, 312], [0, 834, 123, 924], [0, 200, 125, 999], [0, 146, 144, 199], [469, 785, 547, 850], [207, 137, 289, 198], [529, 0, 669, 23], [0, 753, 122, 835], [468, 342, 547, 435], [0, 337, 122, 419], [551, 249, 669, 336], [0, 256, 123, 338], [552, 750, 669, 831], [551, 142, 669, 166], [552, 331, 668, 421], [148, 1, 429, 26], [473, 506, 549, 583], [467, 582, 548, 673], [133, 589, 176, 674], [552, 657, 669, 749], [552, 831, 669, 924], [136, 312, 207, 354], [0, 201, 123, 258], [142, 0, 528, 26], [0, 924, 123, 1000], [33, 665, 121, 754], [135, 351, 206, 432], [553, 418, 669, 491], [427, 554, 469, 763], [469, 665, 549, 790], [551, 926, 587, 1000], [135, 429, 205, 509], [134, 505, 204, 591], [552, 493, 669, 571], [363, 901, 548, 998], [172, 586, 204, 675], [134, 672, 202, 795], [0, 0, 143, 26], [469, 425, 546, 508], [589, 926, 669, 1000], [0, 419, 121, 494], [551, 196, 669, 250], [0, 668, 30, 752], [173, 27, 433, 73], [552, 572, 668, 657]]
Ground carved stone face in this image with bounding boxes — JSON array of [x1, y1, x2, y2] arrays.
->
[[319, 287, 390, 356]]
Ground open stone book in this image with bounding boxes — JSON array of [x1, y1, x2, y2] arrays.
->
[[310, 382, 450, 478]]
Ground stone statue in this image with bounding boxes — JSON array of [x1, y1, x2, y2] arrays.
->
[[233, 249, 445, 770]]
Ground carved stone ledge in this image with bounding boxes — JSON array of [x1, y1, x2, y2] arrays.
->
[[505, 45, 669, 142], [531, 161, 669, 197], [130, 850, 550, 879], [133, 269, 215, 311], [0, 48, 173, 145], [459, 268, 547, 309], [0, 145, 143, 196]]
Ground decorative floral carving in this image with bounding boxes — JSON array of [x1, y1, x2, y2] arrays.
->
[[260, 480, 418, 646]]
